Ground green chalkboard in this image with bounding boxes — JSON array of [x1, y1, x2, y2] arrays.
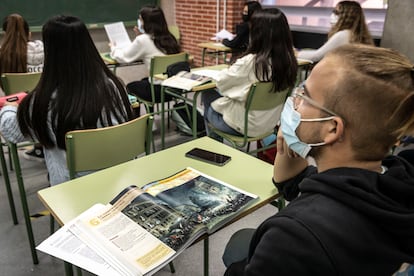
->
[[0, 0, 157, 29]]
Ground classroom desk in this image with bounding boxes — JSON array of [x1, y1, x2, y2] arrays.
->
[[159, 64, 228, 149], [158, 58, 312, 149], [197, 42, 232, 66], [37, 136, 279, 276], [100, 52, 144, 74]]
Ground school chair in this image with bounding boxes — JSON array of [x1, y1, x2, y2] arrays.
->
[[168, 25, 180, 42], [62, 114, 154, 234], [63, 114, 171, 275], [65, 114, 153, 179], [0, 72, 42, 265], [138, 52, 189, 116], [1, 72, 42, 168], [207, 81, 289, 211], [1, 72, 42, 95], [207, 82, 290, 155]]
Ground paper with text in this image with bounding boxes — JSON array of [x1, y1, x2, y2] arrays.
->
[[37, 204, 125, 276], [104, 22, 131, 49]]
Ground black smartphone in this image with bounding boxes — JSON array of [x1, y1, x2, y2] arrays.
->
[[185, 147, 231, 166]]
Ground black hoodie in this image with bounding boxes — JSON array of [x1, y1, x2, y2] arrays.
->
[[225, 156, 414, 275]]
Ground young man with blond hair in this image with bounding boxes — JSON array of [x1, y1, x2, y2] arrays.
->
[[223, 44, 414, 275]]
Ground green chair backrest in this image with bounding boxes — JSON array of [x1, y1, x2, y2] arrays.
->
[[247, 82, 290, 111], [168, 25, 180, 41], [65, 114, 153, 179], [1, 72, 42, 95], [150, 52, 189, 78]]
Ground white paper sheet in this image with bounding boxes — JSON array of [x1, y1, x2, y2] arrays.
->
[[104, 22, 131, 49]]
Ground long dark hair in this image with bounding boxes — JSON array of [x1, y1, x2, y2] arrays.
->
[[140, 5, 180, 54], [18, 15, 134, 150], [247, 8, 298, 91], [0, 14, 29, 78], [245, 1, 262, 21]]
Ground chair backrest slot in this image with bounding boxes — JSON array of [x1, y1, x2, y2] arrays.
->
[[65, 114, 153, 179], [1, 72, 42, 95]]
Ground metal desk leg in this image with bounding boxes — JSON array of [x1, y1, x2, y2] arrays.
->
[[192, 91, 202, 139], [201, 48, 207, 67], [160, 86, 166, 150], [0, 143, 18, 224], [9, 143, 39, 264], [204, 237, 209, 276]]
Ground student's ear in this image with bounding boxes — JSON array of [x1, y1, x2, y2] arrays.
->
[[324, 117, 344, 144]]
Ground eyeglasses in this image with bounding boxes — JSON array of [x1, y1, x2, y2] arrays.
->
[[291, 82, 339, 117]]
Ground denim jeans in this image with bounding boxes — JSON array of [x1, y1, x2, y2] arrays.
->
[[201, 89, 242, 142]]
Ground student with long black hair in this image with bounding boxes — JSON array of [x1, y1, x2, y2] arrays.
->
[[202, 8, 298, 141], [222, 1, 262, 59], [0, 15, 134, 185], [110, 5, 180, 112]]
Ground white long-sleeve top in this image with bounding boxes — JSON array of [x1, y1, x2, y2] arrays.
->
[[27, 40, 44, 73], [110, 33, 165, 71], [297, 30, 350, 63], [211, 54, 283, 137]]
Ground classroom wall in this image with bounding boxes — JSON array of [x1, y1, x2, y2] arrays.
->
[[175, 0, 244, 67], [381, 0, 414, 62]]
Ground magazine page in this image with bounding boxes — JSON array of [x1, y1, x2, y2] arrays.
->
[[104, 22, 131, 49], [142, 167, 258, 233], [75, 185, 208, 275], [191, 69, 222, 81], [37, 204, 126, 276], [74, 191, 178, 275], [161, 71, 211, 90]]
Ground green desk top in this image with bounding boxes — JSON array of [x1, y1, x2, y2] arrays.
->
[[38, 137, 279, 225]]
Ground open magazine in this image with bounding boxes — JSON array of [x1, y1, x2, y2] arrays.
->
[[37, 167, 257, 276], [161, 71, 212, 90]]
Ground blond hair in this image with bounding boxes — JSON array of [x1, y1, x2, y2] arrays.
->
[[329, 1, 373, 45], [325, 44, 414, 160]]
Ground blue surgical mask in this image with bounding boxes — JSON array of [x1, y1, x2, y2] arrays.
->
[[280, 97, 335, 158], [137, 19, 145, 34]]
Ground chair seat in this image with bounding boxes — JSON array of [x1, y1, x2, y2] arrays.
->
[[207, 82, 290, 156]]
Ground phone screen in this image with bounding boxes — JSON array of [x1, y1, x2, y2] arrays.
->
[[185, 148, 231, 166]]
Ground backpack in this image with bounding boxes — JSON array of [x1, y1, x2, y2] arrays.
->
[[171, 102, 205, 136], [165, 61, 191, 77]]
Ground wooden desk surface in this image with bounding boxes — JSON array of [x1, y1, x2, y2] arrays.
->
[[197, 42, 232, 52], [38, 137, 279, 226], [100, 52, 144, 67], [155, 64, 228, 92]]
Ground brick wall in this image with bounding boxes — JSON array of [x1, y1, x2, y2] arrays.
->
[[176, 0, 245, 67]]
